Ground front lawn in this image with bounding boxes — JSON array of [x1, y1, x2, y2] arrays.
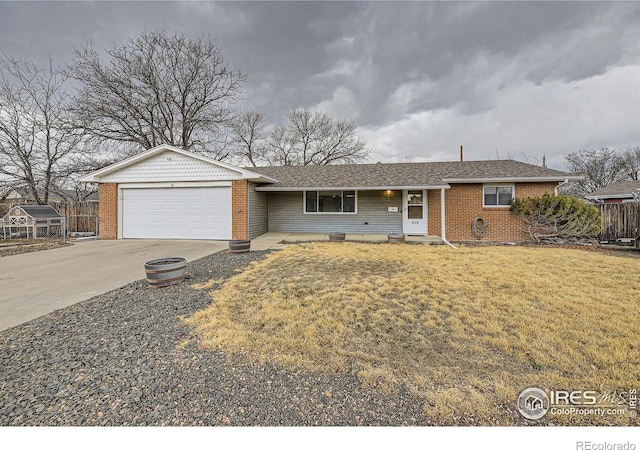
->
[[185, 242, 639, 425]]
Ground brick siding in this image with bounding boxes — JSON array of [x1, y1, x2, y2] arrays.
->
[[440, 182, 558, 242], [95, 179, 557, 242], [98, 183, 118, 240], [427, 189, 442, 236], [231, 179, 249, 240]]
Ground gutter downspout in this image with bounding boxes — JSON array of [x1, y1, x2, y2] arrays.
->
[[554, 178, 569, 196], [440, 187, 457, 249], [247, 181, 251, 240]]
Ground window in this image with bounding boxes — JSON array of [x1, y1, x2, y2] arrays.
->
[[304, 190, 356, 213], [483, 185, 514, 207], [406, 190, 424, 219]]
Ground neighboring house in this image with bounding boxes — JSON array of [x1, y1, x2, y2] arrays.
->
[[0, 186, 22, 201], [585, 181, 640, 204], [1, 186, 98, 203], [80, 145, 581, 242]]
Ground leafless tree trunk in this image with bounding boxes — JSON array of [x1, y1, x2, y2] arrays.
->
[[72, 31, 245, 158], [620, 146, 640, 181], [265, 126, 296, 166], [0, 54, 85, 204], [494, 149, 545, 167], [563, 148, 628, 197], [230, 110, 269, 167], [267, 107, 369, 166]]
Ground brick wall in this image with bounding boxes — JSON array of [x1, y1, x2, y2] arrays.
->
[[427, 189, 442, 236], [442, 182, 558, 242], [98, 183, 118, 240], [232, 179, 249, 240]]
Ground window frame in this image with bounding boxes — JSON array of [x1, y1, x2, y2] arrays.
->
[[303, 190, 358, 214], [482, 184, 515, 208]]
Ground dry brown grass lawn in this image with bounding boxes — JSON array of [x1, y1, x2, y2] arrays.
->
[[185, 242, 640, 425]]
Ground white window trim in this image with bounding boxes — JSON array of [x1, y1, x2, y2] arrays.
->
[[482, 183, 515, 208], [302, 190, 358, 214]]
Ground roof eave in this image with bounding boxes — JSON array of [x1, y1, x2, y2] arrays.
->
[[255, 184, 451, 192], [585, 193, 638, 200], [247, 174, 279, 184], [441, 176, 583, 183]]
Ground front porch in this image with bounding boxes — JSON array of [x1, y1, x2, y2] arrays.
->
[[261, 188, 447, 238], [250, 232, 443, 250]]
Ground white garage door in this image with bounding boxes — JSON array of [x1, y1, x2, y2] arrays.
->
[[122, 187, 231, 239]]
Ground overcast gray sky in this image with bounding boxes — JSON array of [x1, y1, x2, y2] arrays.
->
[[1, 1, 639, 169]]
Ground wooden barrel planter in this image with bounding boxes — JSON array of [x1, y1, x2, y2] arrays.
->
[[328, 232, 346, 242], [229, 239, 251, 253], [388, 233, 406, 243], [144, 257, 186, 288]]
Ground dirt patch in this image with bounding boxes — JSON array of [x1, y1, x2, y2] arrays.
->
[[0, 240, 71, 257]]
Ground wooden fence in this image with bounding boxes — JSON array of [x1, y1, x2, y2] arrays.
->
[[599, 203, 640, 246], [0, 200, 98, 234]]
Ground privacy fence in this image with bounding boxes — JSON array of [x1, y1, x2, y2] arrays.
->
[[599, 203, 640, 247], [0, 200, 98, 238]]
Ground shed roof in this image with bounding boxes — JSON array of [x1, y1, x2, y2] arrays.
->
[[586, 180, 640, 199], [8, 205, 63, 219], [248, 159, 580, 191]]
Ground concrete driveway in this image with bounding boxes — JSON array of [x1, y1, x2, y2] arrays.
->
[[0, 239, 227, 331]]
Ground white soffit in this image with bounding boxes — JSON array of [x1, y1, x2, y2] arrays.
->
[[97, 150, 243, 183]]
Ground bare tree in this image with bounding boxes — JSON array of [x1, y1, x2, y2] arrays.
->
[[494, 148, 545, 167], [72, 31, 245, 158], [266, 107, 369, 166], [620, 146, 640, 181], [266, 124, 297, 166], [230, 110, 268, 167], [564, 148, 627, 197], [0, 54, 85, 204], [51, 152, 117, 200]]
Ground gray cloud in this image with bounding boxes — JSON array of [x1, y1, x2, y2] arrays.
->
[[306, 2, 640, 124], [1, 1, 639, 166]]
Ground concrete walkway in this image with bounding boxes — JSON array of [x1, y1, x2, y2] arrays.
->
[[0, 239, 227, 331], [250, 232, 442, 250]]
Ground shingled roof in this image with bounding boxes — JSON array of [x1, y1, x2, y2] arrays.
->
[[586, 180, 640, 200], [248, 159, 578, 190], [4, 205, 62, 219]]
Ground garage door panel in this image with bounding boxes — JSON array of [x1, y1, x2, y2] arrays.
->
[[122, 187, 231, 239]]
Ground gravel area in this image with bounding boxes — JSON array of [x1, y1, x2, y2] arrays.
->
[[0, 250, 427, 426]]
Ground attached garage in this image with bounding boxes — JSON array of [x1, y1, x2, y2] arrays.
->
[[80, 145, 276, 240], [121, 186, 231, 239]]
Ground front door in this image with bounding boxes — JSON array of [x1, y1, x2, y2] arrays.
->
[[403, 190, 427, 235]]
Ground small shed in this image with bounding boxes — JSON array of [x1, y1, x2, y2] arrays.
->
[[1, 205, 65, 240]]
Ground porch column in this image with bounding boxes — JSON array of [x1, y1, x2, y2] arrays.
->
[[440, 187, 446, 241], [98, 183, 118, 240]]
